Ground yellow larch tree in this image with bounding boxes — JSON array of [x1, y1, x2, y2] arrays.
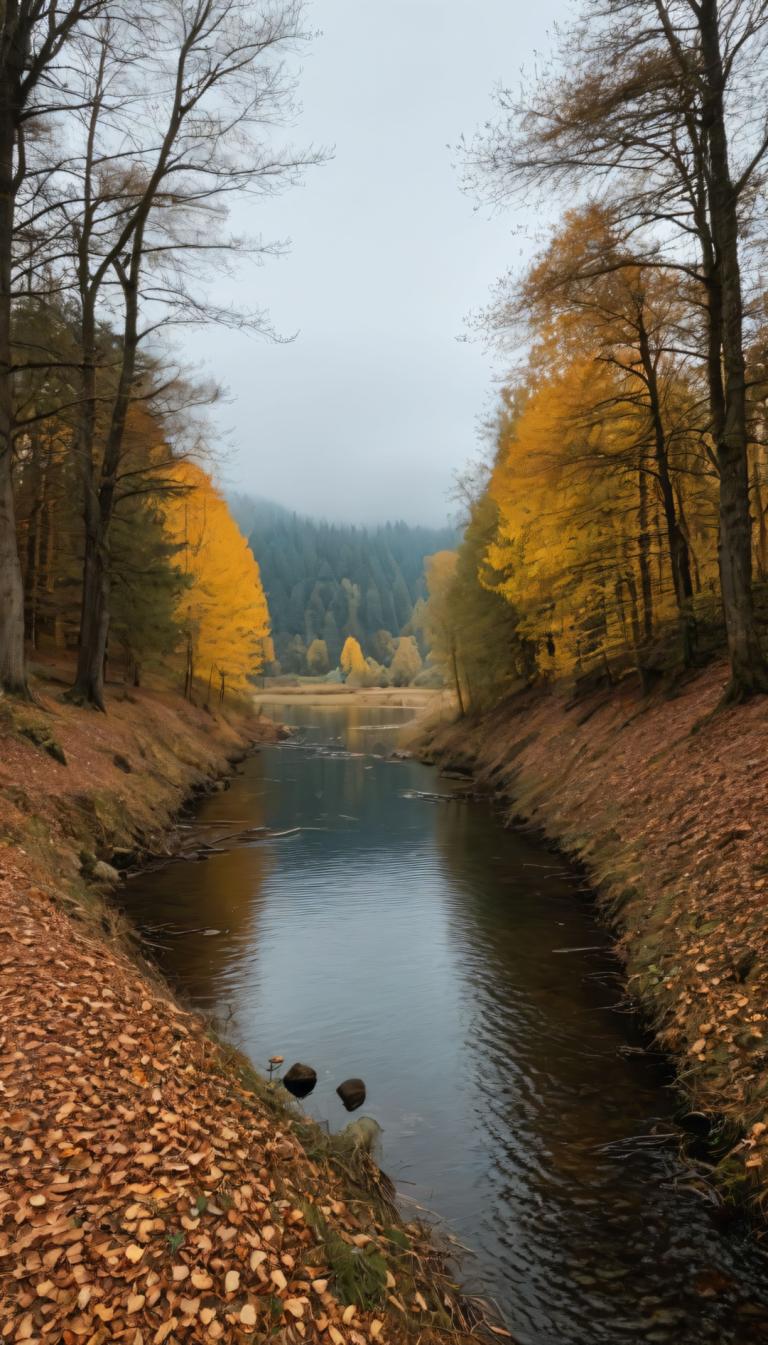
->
[[340, 634, 366, 683], [163, 461, 271, 700]]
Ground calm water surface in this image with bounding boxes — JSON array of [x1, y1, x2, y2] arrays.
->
[[124, 699, 768, 1345]]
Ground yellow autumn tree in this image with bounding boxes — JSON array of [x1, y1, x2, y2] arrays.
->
[[340, 634, 366, 683], [162, 460, 271, 699], [487, 355, 657, 675], [423, 551, 465, 711]]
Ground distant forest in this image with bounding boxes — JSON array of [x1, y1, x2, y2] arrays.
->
[[230, 496, 457, 675]]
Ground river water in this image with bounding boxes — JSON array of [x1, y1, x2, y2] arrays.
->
[[123, 698, 768, 1345]]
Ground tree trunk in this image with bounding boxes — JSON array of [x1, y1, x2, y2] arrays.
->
[[0, 86, 26, 695], [68, 296, 106, 707], [754, 452, 768, 581], [450, 639, 466, 716], [70, 537, 109, 709], [638, 466, 654, 643], [69, 265, 139, 708], [698, 0, 768, 697], [637, 314, 695, 663]]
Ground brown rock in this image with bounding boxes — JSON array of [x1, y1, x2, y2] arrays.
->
[[336, 1078, 366, 1112], [283, 1063, 317, 1099]]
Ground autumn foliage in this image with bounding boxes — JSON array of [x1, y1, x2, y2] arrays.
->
[[163, 462, 272, 700], [431, 196, 768, 707]]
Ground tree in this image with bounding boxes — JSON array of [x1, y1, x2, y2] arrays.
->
[[363, 656, 389, 687], [371, 628, 395, 666], [110, 496, 187, 687], [0, 0, 107, 695], [162, 461, 271, 699], [340, 635, 365, 682], [451, 491, 534, 707], [423, 551, 465, 713], [501, 206, 702, 665], [61, 0, 316, 708], [466, 0, 768, 697], [389, 636, 423, 687], [306, 637, 329, 676]]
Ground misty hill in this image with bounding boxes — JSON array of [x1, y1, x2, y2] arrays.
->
[[235, 494, 457, 674]]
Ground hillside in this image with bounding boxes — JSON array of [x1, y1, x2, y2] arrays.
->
[[235, 496, 457, 675]]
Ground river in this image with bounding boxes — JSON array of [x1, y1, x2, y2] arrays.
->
[[123, 696, 768, 1345]]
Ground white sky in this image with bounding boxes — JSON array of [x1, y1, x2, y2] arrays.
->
[[181, 0, 565, 525]]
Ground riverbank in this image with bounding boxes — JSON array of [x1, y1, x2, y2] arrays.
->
[[0, 668, 479, 1344], [421, 660, 768, 1215]]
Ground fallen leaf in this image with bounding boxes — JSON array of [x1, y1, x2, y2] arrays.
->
[[153, 1319, 178, 1345]]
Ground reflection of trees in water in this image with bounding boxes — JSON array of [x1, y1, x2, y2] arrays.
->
[[126, 761, 274, 1010], [431, 802, 708, 1330]]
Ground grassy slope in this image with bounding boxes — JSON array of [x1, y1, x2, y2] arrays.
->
[[422, 660, 768, 1215]]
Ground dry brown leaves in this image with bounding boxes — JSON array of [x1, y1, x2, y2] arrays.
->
[[0, 859, 415, 1343], [0, 668, 450, 1345]]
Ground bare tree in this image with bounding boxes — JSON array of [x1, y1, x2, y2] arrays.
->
[[48, 0, 319, 708]]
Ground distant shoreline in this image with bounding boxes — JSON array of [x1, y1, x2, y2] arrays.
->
[[257, 682, 451, 711]]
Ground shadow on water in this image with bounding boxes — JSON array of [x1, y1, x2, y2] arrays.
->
[[122, 698, 768, 1345]]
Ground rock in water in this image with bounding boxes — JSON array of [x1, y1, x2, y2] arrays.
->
[[336, 1078, 366, 1112], [283, 1063, 317, 1099]]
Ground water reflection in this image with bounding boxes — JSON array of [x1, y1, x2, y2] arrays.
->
[[123, 699, 768, 1345]]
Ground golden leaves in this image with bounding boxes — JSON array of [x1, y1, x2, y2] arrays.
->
[[162, 461, 272, 687]]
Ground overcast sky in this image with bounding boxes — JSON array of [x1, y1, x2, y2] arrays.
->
[[182, 0, 564, 526]]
